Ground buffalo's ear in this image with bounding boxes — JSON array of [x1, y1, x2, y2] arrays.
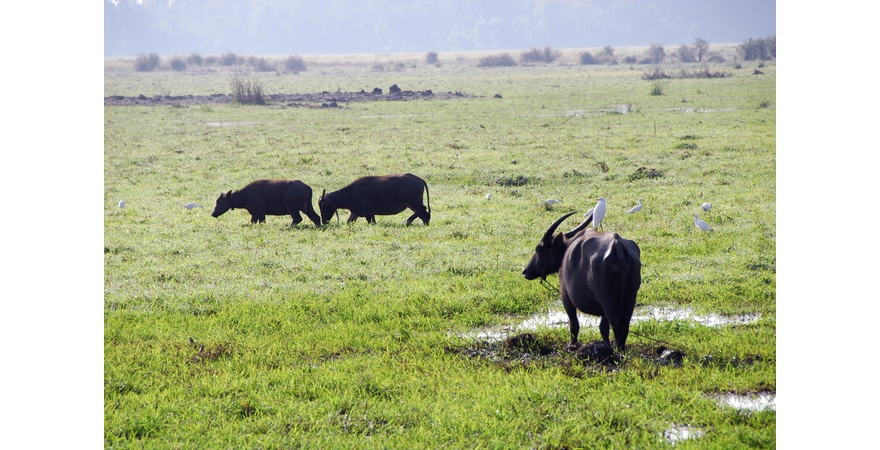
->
[[552, 232, 566, 249]]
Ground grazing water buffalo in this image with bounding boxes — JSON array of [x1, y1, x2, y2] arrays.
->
[[319, 173, 431, 226], [522, 211, 642, 351], [211, 179, 322, 227]]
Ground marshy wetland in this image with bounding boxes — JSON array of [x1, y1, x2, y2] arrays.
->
[[104, 48, 775, 448]]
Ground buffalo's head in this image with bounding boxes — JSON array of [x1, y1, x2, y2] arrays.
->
[[318, 189, 336, 225], [211, 190, 234, 218], [522, 211, 593, 280]]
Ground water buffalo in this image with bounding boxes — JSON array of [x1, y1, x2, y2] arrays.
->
[[319, 173, 431, 226], [522, 211, 642, 351], [211, 179, 321, 227]]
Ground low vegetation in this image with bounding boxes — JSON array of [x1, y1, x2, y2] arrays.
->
[[478, 53, 517, 67], [229, 74, 265, 104], [520, 46, 561, 64], [105, 46, 775, 447]]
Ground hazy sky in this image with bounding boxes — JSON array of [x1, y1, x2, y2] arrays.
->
[[104, 0, 776, 57]]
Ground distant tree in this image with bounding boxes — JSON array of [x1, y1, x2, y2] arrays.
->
[[738, 35, 775, 61], [579, 51, 600, 65], [285, 55, 307, 73], [598, 45, 615, 63], [426, 51, 438, 64], [134, 53, 160, 71], [693, 38, 710, 62]]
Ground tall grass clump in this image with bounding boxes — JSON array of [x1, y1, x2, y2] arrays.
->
[[229, 74, 265, 105], [520, 46, 560, 64], [133, 53, 160, 72], [284, 55, 307, 73], [650, 80, 665, 96], [478, 53, 516, 67]]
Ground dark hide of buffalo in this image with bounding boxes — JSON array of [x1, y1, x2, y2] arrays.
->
[[522, 212, 642, 351], [318, 173, 431, 226], [211, 179, 321, 227]]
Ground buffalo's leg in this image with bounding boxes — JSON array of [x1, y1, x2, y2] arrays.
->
[[561, 294, 580, 349], [347, 212, 359, 223], [608, 315, 630, 351], [289, 211, 303, 226], [599, 316, 611, 347], [405, 208, 429, 226], [303, 205, 322, 227]]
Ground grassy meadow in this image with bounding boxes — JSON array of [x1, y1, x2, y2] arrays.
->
[[104, 48, 776, 448]]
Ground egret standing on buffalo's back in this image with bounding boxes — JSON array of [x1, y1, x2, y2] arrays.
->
[[591, 197, 607, 230]]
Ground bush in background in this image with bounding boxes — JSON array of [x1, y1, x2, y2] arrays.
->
[[478, 53, 516, 67], [187, 52, 204, 66], [248, 56, 275, 72], [134, 53, 160, 72], [169, 56, 187, 71], [520, 46, 560, 64], [579, 51, 601, 65], [738, 35, 776, 61], [693, 38, 710, 62], [426, 51, 438, 64], [284, 55, 307, 73], [219, 51, 240, 66]]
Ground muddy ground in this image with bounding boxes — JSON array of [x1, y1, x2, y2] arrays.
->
[[104, 86, 478, 108]]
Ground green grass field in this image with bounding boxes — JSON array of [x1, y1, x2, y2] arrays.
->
[[105, 50, 775, 448]]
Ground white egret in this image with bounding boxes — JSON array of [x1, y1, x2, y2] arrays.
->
[[584, 207, 595, 217], [486, 194, 493, 200], [627, 198, 643, 214], [184, 202, 203, 210], [693, 214, 711, 231], [542, 199, 562, 210], [592, 197, 607, 230], [701, 202, 711, 212], [118, 200, 125, 208]]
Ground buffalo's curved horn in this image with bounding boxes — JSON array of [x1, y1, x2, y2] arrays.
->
[[542, 212, 577, 244], [564, 212, 594, 239]]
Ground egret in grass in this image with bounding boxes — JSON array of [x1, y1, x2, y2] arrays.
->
[[592, 197, 607, 230], [627, 198, 643, 214], [118, 200, 125, 208], [542, 199, 562, 210], [184, 202, 203, 210], [693, 214, 711, 231], [701, 202, 711, 212], [486, 194, 493, 200]]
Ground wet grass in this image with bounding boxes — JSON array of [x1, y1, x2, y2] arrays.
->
[[105, 54, 775, 448]]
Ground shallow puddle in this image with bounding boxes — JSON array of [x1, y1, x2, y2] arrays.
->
[[456, 305, 760, 342], [662, 424, 704, 445], [711, 392, 776, 411]]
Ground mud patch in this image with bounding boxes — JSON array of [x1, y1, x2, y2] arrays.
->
[[104, 89, 476, 107]]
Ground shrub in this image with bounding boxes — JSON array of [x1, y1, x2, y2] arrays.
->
[[426, 51, 438, 64], [579, 51, 601, 65], [219, 51, 240, 66], [248, 56, 275, 72], [738, 35, 776, 61], [621, 55, 637, 64], [672, 44, 696, 63], [134, 53, 160, 72], [598, 45, 615, 63], [284, 55, 307, 73], [650, 80, 665, 96], [187, 52, 204, 65], [170, 56, 187, 71], [520, 46, 560, 64], [642, 43, 666, 64], [704, 53, 725, 63], [229, 74, 265, 105], [478, 53, 516, 67]]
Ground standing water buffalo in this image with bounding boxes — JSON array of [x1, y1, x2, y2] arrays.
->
[[522, 211, 642, 351], [319, 173, 431, 226], [211, 179, 322, 227]]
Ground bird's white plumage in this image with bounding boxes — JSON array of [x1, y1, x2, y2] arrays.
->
[[118, 200, 125, 208], [627, 198, 643, 214], [486, 194, 493, 200], [701, 202, 711, 212], [592, 197, 607, 230], [693, 214, 711, 231], [584, 207, 594, 217], [184, 202, 203, 210]]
